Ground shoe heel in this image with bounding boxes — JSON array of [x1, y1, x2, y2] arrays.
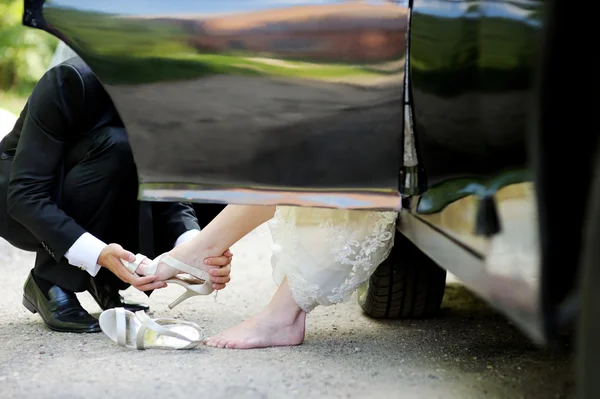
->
[[22, 296, 37, 314], [168, 289, 199, 309]]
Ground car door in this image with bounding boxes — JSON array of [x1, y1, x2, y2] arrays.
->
[[26, 0, 409, 210], [399, 0, 545, 341]]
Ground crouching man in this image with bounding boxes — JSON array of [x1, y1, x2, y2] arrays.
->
[[0, 57, 231, 333]]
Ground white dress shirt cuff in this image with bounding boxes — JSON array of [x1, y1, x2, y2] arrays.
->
[[174, 229, 200, 247], [64, 233, 106, 277]]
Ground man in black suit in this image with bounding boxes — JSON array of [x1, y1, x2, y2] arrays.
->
[[0, 57, 231, 333]]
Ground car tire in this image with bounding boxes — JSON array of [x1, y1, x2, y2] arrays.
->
[[358, 232, 447, 319], [577, 147, 600, 399]]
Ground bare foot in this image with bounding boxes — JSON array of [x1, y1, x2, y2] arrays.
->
[[205, 308, 306, 349]]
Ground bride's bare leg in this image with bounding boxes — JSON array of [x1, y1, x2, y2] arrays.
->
[[137, 205, 275, 285], [205, 277, 306, 349]]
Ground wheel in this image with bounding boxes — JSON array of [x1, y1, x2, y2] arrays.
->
[[577, 147, 600, 399], [358, 232, 447, 319]]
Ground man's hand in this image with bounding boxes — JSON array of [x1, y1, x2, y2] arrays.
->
[[97, 244, 167, 292], [204, 250, 233, 291]]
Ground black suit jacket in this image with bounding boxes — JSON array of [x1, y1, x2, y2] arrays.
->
[[0, 57, 199, 261]]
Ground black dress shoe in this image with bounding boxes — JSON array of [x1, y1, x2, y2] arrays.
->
[[22, 274, 101, 333], [88, 278, 150, 313]]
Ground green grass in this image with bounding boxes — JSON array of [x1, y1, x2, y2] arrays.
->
[[43, 7, 540, 91], [85, 52, 391, 85], [177, 53, 386, 78], [43, 8, 401, 85]]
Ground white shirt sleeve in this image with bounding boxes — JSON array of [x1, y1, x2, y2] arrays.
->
[[174, 229, 200, 247], [64, 229, 198, 277], [64, 233, 106, 277]]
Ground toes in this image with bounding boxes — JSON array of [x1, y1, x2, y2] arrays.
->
[[217, 339, 229, 349], [204, 336, 220, 347], [225, 341, 237, 349], [206, 338, 251, 350], [204, 334, 248, 350], [206, 337, 227, 349]]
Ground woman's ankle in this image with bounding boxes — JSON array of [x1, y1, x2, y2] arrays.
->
[[265, 300, 305, 323], [179, 235, 226, 261]]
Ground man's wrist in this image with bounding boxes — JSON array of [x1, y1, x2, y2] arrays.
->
[[64, 233, 107, 277], [95, 245, 108, 268]]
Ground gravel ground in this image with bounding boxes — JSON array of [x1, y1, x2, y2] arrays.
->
[[0, 224, 574, 399]]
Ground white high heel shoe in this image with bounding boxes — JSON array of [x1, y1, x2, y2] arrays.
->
[[122, 253, 214, 309], [99, 307, 204, 350]]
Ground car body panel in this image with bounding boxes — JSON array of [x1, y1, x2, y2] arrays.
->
[[24, 0, 551, 343], [399, 0, 545, 342], [400, 181, 542, 342], [409, 0, 541, 186], [34, 0, 408, 210]]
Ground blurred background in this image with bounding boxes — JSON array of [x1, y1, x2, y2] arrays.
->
[[0, 0, 58, 133]]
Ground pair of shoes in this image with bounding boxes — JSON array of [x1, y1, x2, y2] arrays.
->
[[22, 273, 100, 333], [99, 253, 214, 350], [88, 278, 150, 313], [99, 307, 203, 350], [122, 253, 213, 309]]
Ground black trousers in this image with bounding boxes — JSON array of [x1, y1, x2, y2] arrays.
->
[[193, 203, 225, 230], [1, 126, 223, 293], [2, 127, 140, 292]]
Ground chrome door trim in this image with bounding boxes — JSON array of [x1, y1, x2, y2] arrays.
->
[[140, 183, 402, 210]]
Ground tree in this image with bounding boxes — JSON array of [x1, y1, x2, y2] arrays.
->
[[0, 0, 57, 91]]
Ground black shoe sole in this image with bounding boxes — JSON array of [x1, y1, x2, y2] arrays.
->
[[22, 295, 102, 334], [22, 295, 38, 314]]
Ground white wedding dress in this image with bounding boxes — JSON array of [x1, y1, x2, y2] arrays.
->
[[268, 207, 398, 312]]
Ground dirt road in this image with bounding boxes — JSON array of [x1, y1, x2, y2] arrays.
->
[[0, 224, 574, 399]]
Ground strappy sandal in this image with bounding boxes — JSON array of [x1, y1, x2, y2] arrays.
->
[[121, 253, 214, 309], [99, 307, 204, 350]]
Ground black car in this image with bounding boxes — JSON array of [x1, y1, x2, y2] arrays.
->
[[23, 0, 597, 396]]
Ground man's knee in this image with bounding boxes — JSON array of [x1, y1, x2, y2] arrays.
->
[[61, 126, 136, 211]]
